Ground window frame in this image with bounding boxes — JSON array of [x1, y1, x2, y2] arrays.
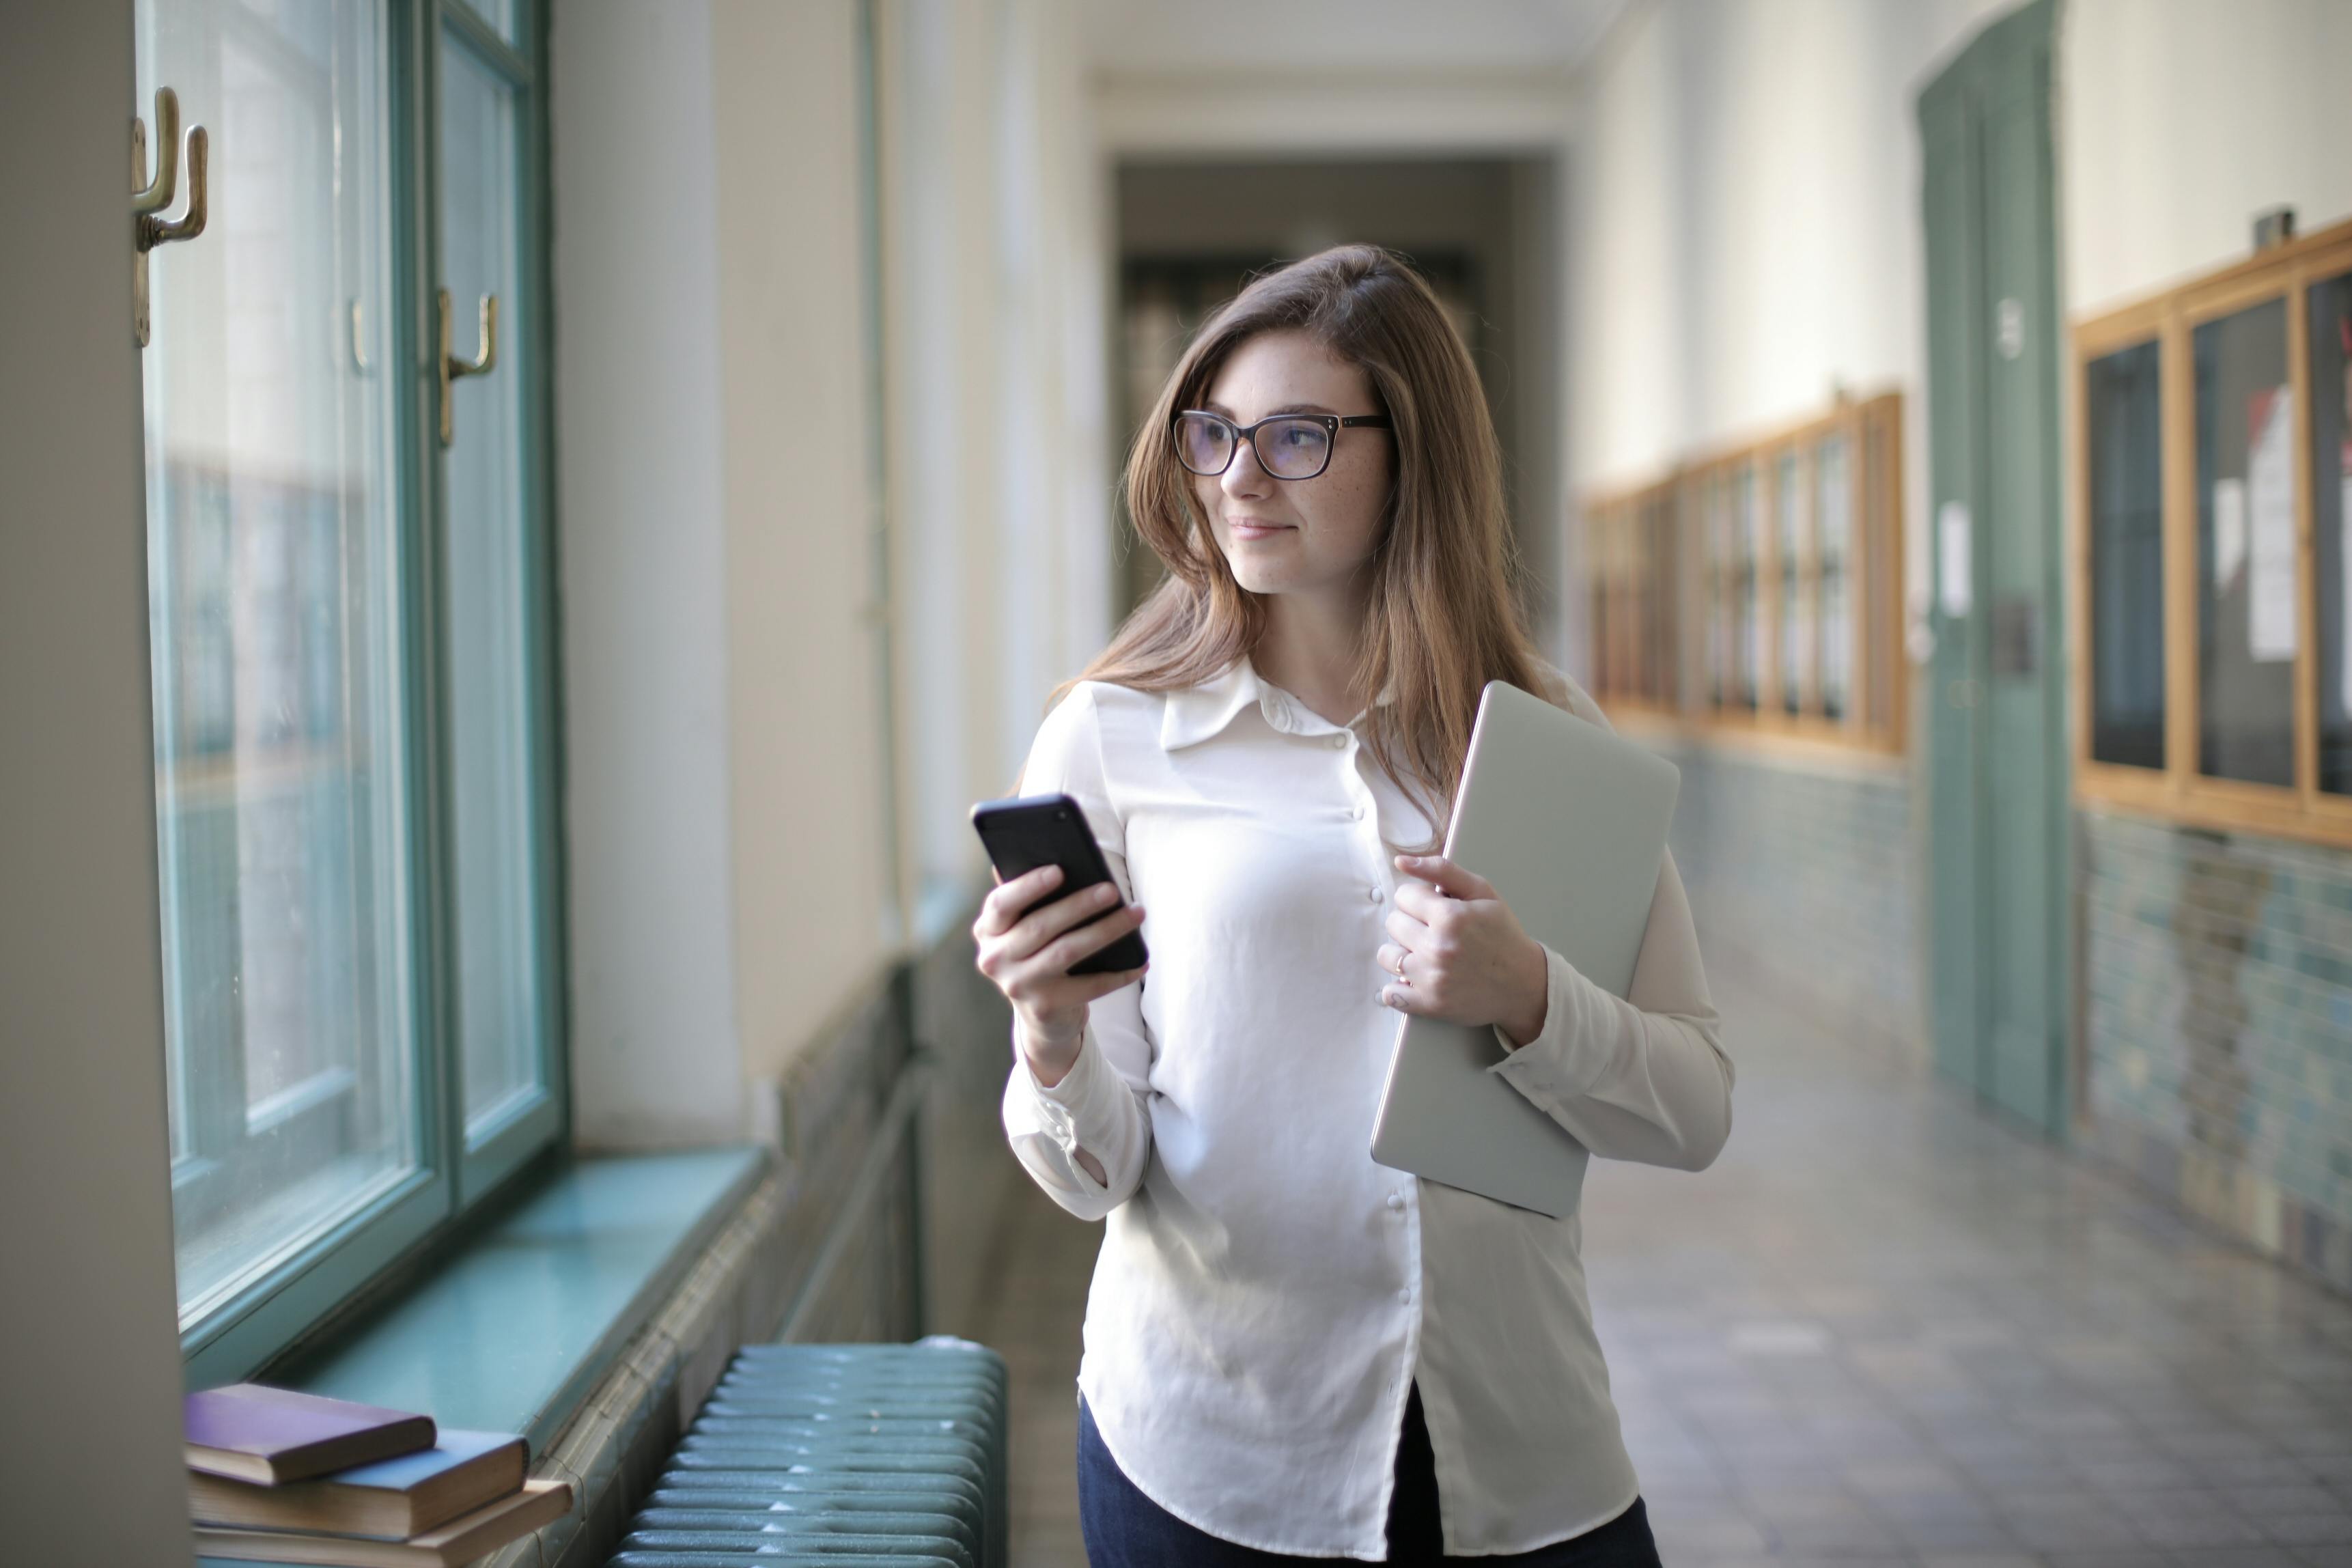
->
[[1584, 391, 1907, 759], [165, 0, 566, 1389], [2068, 216, 2352, 850]]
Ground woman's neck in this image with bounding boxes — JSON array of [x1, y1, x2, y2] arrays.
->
[[1252, 579, 1372, 727]]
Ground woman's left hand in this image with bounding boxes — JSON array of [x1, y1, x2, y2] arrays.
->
[[1379, 854, 1550, 1047]]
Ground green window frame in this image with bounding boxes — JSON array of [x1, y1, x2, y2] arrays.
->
[[135, 0, 564, 1387]]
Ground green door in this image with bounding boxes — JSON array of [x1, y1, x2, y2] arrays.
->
[[1919, 0, 2069, 1135]]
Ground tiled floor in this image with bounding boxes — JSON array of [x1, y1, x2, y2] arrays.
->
[[970, 969, 2352, 1565]]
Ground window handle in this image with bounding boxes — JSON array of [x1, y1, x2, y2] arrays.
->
[[437, 289, 499, 445], [132, 87, 207, 348], [131, 88, 179, 216]]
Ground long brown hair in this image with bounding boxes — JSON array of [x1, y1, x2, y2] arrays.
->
[[1063, 244, 1556, 831]]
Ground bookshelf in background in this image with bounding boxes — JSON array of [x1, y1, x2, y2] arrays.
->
[[1585, 390, 1907, 758], [2071, 214, 2352, 850]]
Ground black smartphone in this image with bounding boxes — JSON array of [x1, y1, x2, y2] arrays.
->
[[970, 792, 1149, 976]]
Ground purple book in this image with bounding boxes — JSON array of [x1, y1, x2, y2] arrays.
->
[[186, 1384, 436, 1486]]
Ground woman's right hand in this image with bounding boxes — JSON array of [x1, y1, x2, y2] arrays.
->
[[972, 865, 1147, 1088]]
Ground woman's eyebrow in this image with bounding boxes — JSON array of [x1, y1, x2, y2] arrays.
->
[[1195, 400, 1339, 419]]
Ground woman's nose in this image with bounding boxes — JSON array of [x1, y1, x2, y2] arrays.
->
[[1221, 438, 1274, 498]]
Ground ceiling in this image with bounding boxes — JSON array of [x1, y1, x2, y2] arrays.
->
[[1077, 0, 1627, 80]]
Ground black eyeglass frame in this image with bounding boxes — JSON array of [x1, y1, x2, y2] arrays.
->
[[1171, 409, 1395, 481]]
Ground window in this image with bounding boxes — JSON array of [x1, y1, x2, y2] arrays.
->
[[1584, 391, 1907, 755], [2071, 217, 2352, 847], [137, 0, 560, 1384]]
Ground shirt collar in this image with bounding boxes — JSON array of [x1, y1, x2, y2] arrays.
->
[[1160, 656, 1397, 751]]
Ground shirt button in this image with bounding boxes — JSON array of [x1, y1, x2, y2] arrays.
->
[[1328, 733, 1347, 749], [1366, 886, 1382, 903], [1387, 1192, 1404, 1212], [1397, 1287, 1414, 1304], [1349, 805, 1365, 820]]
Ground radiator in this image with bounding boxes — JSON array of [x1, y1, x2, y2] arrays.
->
[[606, 1339, 1009, 1568]]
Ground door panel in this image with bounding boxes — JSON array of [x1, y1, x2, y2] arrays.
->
[[1921, 87, 1985, 1095], [1919, 0, 2068, 1135], [1981, 52, 2064, 1130]]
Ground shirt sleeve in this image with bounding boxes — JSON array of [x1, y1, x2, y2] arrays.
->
[[1486, 848, 1734, 1171], [1483, 664, 1735, 1171], [998, 685, 1157, 1221]]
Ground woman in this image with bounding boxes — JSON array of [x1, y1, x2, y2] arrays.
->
[[972, 245, 1732, 1566]]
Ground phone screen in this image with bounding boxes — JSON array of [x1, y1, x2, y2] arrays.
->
[[970, 793, 1149, 975]]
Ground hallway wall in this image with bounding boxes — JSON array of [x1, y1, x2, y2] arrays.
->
[[2058, 0, 2352, 1302], [881, 0, 1114, 938], [552, 0, 898, 1149], [1653, 742, 1922, 1061], [1567, 0, 2352, 1298], [0, 1, 199, 1556], [1563, 0, 2017, 1065]]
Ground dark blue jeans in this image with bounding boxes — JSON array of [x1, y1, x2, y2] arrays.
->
[[1076, 1386, 1663, 1567]]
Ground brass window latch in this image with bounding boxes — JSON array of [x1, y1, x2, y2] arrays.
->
[[437, 289, 499, 445], [132, 87, 208, 348]]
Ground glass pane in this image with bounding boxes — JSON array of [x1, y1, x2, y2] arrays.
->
[[440, 35, 544, 1137], [1641, 491, 1675, 707], [461, 0, 517, 45], [1735, 466, 1762, 709], [1588, 517, 1610, 692], [1777, 453, 1806, 714], [2314, 272, 2352, 795], [1861, 411, 1896, 732], [2194, 300, 2295, 786], [1707, 476, 1729, 707], [137, 0, 416, 1321], [2087, 340, 2166, 769], [1817, 434, 1851, 721]]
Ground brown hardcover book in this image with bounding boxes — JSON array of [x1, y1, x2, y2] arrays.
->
[[191, 1479, 571, 1566], [185, 1384, 436, 1486], [188, 1430, 527, 1540]]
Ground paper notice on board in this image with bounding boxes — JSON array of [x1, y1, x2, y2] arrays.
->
[[1938, 501, 1972, 619], [2248, 386, 2297, 663], [2213, 479, 2248, 590]]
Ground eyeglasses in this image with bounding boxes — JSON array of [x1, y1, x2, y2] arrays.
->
[[1173, 409, 1393, 482]]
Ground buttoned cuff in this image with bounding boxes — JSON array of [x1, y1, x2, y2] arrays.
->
[[1022, 1024, 1124, 1160], [1487, 944, 1611, 1108]]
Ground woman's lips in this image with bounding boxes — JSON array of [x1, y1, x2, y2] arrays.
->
[[1228, 520, 1293, 541]]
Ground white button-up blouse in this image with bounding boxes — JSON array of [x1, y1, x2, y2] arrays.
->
[[1000, 656, 1733, 1559]]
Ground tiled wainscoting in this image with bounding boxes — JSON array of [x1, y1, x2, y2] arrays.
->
[[1639, 732, 1926, 1063], [2080, 809, 2352, 1298]]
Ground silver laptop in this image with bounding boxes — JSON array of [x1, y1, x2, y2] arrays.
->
[[1367, 680, 1680, 1217]]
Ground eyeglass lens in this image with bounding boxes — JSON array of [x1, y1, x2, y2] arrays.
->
[[1175, 413, 1332, 481]]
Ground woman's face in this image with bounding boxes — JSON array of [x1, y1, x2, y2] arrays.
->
[[1192, 329, 1394, 603]]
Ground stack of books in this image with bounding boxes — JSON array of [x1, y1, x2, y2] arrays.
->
[[185, 1384, 570, 1566]]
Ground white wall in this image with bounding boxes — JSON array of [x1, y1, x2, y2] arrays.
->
[[1564, 0, 2352, 679], [711, 0, 898, 1090], [552, 0, 744, 1147], [0, 3, 196, 1560], [882, 0, 1113, 930], [1565, 0, 2017, 652], [552, 0, 904, 1142], [2062, 0, 2352, 313]]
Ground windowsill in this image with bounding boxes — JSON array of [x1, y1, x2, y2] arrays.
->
[[198, 1143, 768, 1566]]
